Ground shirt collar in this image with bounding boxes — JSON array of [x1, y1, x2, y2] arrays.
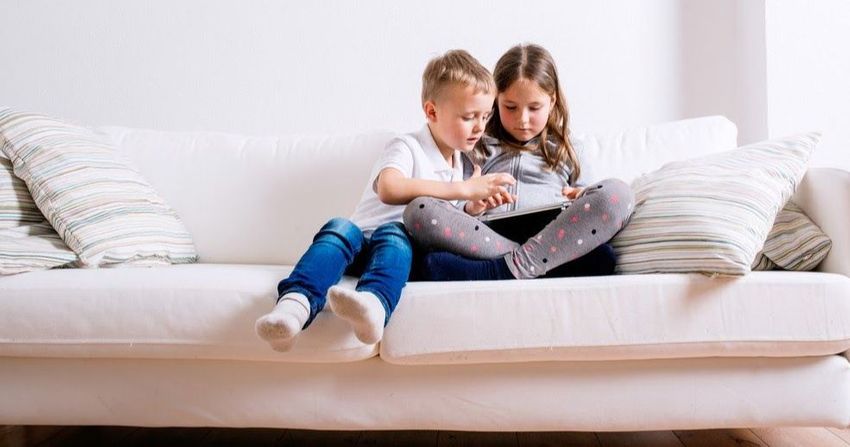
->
[[417, 124, 463, 177]]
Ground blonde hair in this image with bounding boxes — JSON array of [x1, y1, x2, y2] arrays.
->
[[421, 49, 495, 104], [484, 44, 581, 183]]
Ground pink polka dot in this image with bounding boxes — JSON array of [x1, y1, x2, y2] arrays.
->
[[610, 194, 620, 205], [570, 215, 580, 224], [459, 231, 466, 239], [443, 227, 452, 238], [557, 229, 566, 240], [602, 213, 609, 222], [471, 245, 479, 252], [414, 222, 421, 231], [550, 246, 557, 253]]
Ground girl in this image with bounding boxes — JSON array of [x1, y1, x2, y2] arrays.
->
[[403, 44, 634, 281]]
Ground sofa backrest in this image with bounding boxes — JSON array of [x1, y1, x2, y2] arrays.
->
[[99, 116, 737, 264]]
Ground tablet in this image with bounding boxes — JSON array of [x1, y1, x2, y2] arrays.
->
[[478, 200, 571, 222], [479, 201, 571, 241]]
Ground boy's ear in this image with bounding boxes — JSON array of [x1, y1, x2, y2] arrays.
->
[[423, 100, 438, 123]]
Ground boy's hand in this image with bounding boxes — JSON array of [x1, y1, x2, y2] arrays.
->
[[462, 165, 516, 201], [464, 190, 516, 216], [562, 186, 584, 200]]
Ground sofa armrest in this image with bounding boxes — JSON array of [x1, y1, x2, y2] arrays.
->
[[792, 168, 850, 277]]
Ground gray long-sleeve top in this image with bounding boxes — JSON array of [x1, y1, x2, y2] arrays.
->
[[464, 135, 590, 216]]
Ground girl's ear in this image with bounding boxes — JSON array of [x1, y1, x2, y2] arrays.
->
[[423, 100, 438, 123]]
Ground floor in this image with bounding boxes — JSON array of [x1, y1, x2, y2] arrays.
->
[[2, 426, 850, 446]]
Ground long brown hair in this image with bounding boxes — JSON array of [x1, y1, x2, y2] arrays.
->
[[484, 44, 580, 183]]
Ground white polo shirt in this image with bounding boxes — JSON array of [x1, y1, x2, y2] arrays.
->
[[350, 124, 463, 236]]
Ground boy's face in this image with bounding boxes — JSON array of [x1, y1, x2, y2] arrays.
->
[[424, 84, 495, 155]]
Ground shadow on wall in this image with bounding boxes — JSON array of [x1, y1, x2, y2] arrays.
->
[[677, 0, 767, 146]]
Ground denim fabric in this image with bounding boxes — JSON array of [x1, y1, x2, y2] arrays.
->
[[277, 218, 413, 328]]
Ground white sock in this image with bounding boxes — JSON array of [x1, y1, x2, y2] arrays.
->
[[328, 285, 386, 345], [254, 293, 310, 352]]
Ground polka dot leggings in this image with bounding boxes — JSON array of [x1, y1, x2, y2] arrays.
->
[[402, 178, 634, 279]]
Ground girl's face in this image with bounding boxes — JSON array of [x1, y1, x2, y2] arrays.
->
[[497, 78, 554, 143]]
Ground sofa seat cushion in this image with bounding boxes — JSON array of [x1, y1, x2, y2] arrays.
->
[[0, 264, 376, 363], [381, 272, 850, 364]]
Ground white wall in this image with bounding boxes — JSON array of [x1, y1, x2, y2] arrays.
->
[[765, 0, 850, 169], [0, 1, 725, 134], [0, 1, 847, 168]]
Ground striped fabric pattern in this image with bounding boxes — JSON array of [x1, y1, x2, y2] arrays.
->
[[752, 201, 832, 271], [0, 108, 198, 267], [751, 252, 776, 271], [611, 133, 820, 276], [0, 156, 42, 228], [0, 222, 77, 275], [1, 156, 78, 274]]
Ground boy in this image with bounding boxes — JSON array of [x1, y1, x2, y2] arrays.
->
[[255, 50, 515, 351]]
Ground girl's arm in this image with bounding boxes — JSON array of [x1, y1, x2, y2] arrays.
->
[[376, 166, 516, 205]]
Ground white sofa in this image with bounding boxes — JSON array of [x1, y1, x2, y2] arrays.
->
[[1, 116, 849, 431]]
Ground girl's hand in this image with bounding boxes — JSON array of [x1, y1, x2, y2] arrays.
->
[[562, 186, 584, 200], [462, 165, 516, 201]]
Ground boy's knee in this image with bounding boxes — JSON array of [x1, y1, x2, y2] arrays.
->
[[374, 222, 408, 240], [373, 222, 413, 248], [322, 217, 357, 232], [317, 218, 364, 250]]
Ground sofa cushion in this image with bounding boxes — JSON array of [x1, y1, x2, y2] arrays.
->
[[611, 133, 820, 276], [96, 116, 738, 265], [0, 108, 198, 268], [99, 127, 394, 266], [572, 115, 738, 184], [381, 272, 850, 365], [0, 264, 377, 363]]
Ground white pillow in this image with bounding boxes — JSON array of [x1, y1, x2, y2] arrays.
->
[[0, 108, 198, 267], [611, 133, 820, 276]]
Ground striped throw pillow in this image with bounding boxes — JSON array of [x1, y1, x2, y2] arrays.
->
[[751, 201, 831, 271], [611, 133, 820, 276], [0, 156, 78, 274], [0, 108, 198, 267], [0, 156, 42, 228], [0, 223, 78, 275]]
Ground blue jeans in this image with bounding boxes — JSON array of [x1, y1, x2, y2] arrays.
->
[[277, 218, 413, 328]]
